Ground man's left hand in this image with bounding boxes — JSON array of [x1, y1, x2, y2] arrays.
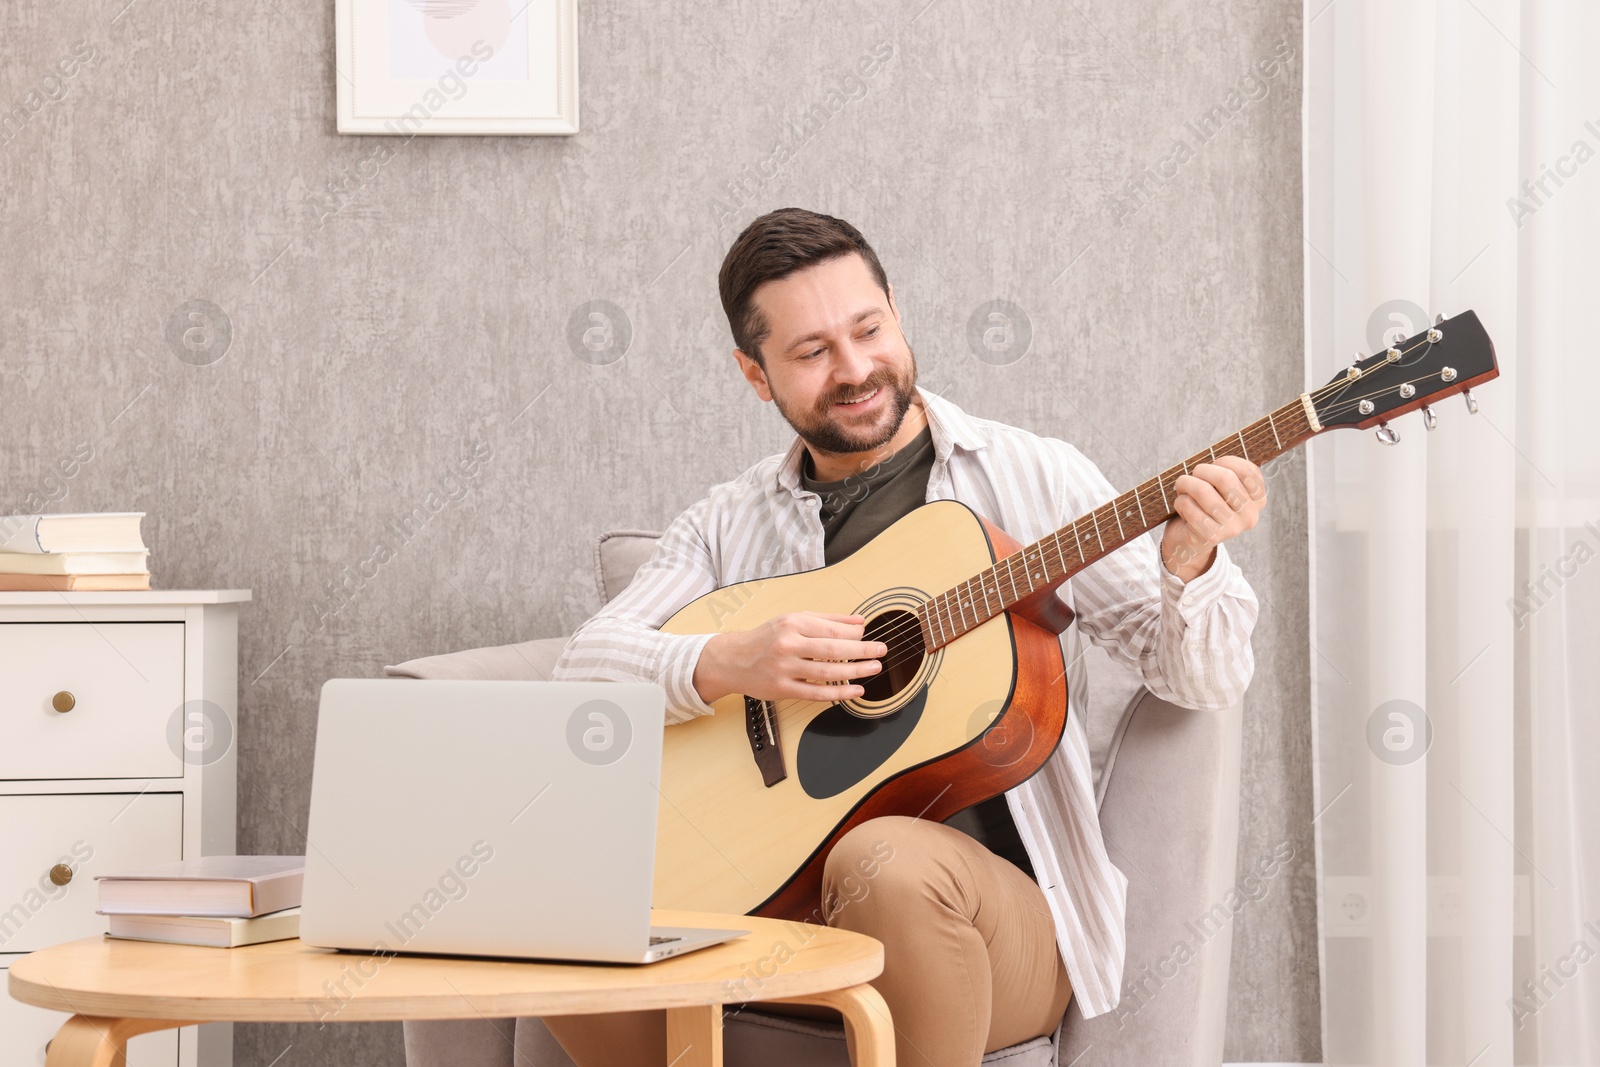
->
[[1159, 456, 1268, 584]]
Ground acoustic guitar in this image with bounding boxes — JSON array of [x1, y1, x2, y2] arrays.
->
[[652, 310, 1498, 921]]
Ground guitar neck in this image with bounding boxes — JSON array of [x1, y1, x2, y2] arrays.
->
[[920, 394, 1323, 650]]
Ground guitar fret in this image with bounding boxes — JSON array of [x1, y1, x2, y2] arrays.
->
[[924, 405, 1328, 653]]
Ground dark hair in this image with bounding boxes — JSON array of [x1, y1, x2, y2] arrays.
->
[[717, 208, 891, 365]]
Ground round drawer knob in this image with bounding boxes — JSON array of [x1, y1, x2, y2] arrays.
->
[[52, 691, 76, 713], [49, 864, 73, 886]]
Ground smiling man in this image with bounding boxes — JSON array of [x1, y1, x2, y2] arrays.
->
[[543, 207, 1264, 1067]]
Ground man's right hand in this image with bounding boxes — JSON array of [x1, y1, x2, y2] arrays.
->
[[692, 611, 887, 705]]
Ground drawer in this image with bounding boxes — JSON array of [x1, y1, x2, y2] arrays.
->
[[1, 953, 178, 1067], [0, 793, 183, 954], [0, 623, 185, 779]]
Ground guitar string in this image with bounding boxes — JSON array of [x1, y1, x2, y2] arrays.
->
[[763, 364, 1439, 712], [800, 400, 1315, 678], [833, 341, 1446, 664], [757, 414, 1298, 725], [756, 342, 1453, 722]]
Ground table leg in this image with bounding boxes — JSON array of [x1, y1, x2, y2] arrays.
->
[[665, 1003, 723, 1067], [763, 985, 895, 1067], [45, 1016, 198, 1067]]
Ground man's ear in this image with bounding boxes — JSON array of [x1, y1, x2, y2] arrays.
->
[[886, 282, 901, 325], [733, 348, 773, 402]]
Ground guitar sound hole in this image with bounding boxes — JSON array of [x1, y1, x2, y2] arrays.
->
[[856, 609, 925, 702]]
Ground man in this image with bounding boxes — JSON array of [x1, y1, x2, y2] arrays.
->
[[544, 207, 1263, 1066]]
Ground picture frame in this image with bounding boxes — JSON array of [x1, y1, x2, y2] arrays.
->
[[334, 0, 578, 135]]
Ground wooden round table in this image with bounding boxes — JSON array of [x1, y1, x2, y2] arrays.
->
[[7, 910, 891, 1067]]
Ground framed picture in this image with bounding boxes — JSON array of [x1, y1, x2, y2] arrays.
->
[[335, 0, 578, 135]]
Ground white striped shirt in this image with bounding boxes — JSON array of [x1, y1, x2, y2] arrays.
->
[[552, 386, 1258, 1016]]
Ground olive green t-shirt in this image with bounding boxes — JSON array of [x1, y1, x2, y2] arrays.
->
[[799, 425, 1037, 880]]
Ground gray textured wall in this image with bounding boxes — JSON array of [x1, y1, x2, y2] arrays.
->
[[2, 0, 1317, 1061]]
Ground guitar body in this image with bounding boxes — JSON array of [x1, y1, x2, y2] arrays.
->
[[653, 499, 1070, 921]]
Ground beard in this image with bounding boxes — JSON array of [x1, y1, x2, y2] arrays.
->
[[769, 351, 919, 457]]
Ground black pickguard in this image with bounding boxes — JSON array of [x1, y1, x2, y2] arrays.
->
[[795, 686, 927, 800]]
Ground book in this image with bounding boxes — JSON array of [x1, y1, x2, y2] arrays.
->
[[0, 512, 146, 554], [0, 550, 150, 575], [0, 573, 152, 591], [105, 907, 301, 948], [96, 856, 305, 917]]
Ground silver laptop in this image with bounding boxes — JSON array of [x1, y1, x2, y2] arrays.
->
[[299, 679, 747, 963]]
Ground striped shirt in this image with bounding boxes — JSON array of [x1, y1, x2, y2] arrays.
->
[[551, 386, 1258, 1016]]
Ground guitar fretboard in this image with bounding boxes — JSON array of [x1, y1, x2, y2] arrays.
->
[[918, 395, 1319, 650]]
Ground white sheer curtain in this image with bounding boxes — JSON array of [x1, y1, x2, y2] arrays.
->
[[1304, 2, 1600, 1064]]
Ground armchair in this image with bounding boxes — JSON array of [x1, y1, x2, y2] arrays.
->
[[392, 530, 1243, 1067]]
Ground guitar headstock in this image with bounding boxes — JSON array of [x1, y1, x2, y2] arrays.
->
[[1311, 309, 1498, 437]]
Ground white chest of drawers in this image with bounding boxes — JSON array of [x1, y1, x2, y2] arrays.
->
[[0, 590, 250, 1067]]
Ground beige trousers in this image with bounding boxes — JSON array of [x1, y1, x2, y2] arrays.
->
[[544, 815, 1074, 1067]]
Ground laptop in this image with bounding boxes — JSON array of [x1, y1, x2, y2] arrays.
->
[[299, 679, 748, 964]]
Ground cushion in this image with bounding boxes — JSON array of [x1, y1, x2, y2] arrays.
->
[[596, 529, 663, 604]]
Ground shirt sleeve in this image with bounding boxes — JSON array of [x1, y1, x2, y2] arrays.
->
[[1047, 439, 1259, 711], [549, 496, 723, 725]]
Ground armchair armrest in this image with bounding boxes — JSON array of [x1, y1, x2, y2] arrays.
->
[[1057, 690, 1243, 1067], [382, 636, 571, 681]]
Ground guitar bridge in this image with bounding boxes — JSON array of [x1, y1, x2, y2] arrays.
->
[[745, 695, 786, 787]]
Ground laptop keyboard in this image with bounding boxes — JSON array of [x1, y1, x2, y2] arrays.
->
[[648, 935, 682, 946]]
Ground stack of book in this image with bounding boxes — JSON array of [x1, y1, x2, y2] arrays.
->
[[0, 511, 151, 591], [95, 856, 305, 948]]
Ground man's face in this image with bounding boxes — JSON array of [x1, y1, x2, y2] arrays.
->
[[735, 253, 917, 456]]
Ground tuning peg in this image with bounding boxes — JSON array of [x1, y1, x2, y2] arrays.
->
[[1463, 389, 1479, 414], [1375, 423, 1400, 445], [1422, 404, 1438, 430]]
